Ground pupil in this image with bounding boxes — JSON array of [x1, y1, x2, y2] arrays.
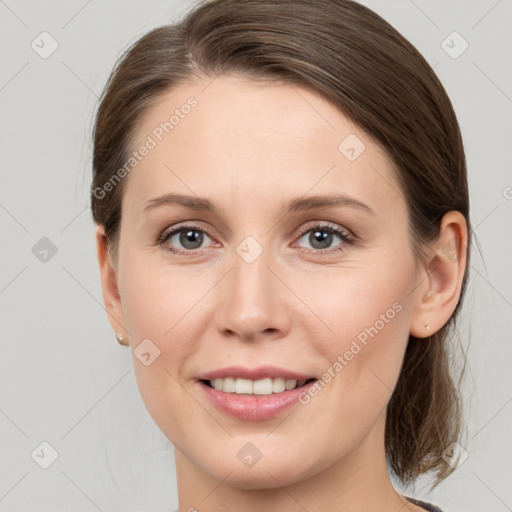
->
[[180, 229, 203, 249], [311, 230, 331, 249]]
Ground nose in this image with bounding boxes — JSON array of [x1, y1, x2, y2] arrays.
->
[[214, 247, 292, 342]]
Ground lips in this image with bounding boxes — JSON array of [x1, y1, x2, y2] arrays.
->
[[195, 365, 318, 420]]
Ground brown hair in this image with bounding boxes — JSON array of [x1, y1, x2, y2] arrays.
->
[[91, 0, 470, 488]]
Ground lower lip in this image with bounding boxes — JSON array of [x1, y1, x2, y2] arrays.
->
[[197, 380, 317, 421]]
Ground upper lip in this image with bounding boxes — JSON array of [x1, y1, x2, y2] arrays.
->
[[197, 365, 316, 382]]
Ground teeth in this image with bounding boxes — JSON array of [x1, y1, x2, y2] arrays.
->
[[272, 377, 285, 393], [253, 378, 273, 395], [285, 379, 297, 390], [209, 377, 309, 395], [223, 377, 236, 393], [235, 378, 253, 394]]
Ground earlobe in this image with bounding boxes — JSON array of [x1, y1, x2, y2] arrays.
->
[[95, 225, 128, 340], [410, 211, 468, 339]]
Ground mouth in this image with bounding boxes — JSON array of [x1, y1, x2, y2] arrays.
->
[[196, 368, 319, 421], [200, 377, 317, 395], [195, 365, 319, 420]]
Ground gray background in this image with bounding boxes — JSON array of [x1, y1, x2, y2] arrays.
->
[[1, 0, 511, 511]]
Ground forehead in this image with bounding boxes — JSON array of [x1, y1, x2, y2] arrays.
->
[[124, 74, 404, 216]]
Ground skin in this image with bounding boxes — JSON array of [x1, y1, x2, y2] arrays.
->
[[96, 74, 467, 512]]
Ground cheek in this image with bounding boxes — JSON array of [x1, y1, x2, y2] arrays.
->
[[291, 255, 413, 343], [282, 263, 415, 467], [119, 251, 203, 343], [122, 277, 201, 451], [291, 254, 416, 400]]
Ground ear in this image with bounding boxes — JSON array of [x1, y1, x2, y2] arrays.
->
[[410, 211, 468, 338], [95, 224, 129, 345]]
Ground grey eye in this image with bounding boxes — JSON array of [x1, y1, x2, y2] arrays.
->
[[298, 228, 344, 250], [167, 228, 211, 250]]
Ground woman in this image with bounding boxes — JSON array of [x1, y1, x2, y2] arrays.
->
[[91, 1, 470, 510]]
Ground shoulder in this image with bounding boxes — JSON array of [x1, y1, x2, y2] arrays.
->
[[405, 496, 445, 512]]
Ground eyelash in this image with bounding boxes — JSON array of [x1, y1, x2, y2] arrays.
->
[[156, 221, 353, 256]]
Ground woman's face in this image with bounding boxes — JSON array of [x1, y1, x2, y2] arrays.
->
[[110, 74, 425, 488]]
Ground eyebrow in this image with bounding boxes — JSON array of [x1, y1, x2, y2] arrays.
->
[[142, 192, 375, 216]]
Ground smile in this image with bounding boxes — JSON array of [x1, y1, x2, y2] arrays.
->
[[203, 377, 316, 395], [196, 366, 319, 420]]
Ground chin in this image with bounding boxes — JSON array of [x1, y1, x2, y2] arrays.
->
[[194, 444, 323, 490], [214, 462, 304, 490]]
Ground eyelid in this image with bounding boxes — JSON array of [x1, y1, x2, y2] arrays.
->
[[157, 220, 216, 243], [295, 220, 352, 239]]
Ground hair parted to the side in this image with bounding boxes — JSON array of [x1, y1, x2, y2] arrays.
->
[[91, 0, 470, 488]]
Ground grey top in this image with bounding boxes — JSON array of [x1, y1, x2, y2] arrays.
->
[[406, 496, 444, 512]]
